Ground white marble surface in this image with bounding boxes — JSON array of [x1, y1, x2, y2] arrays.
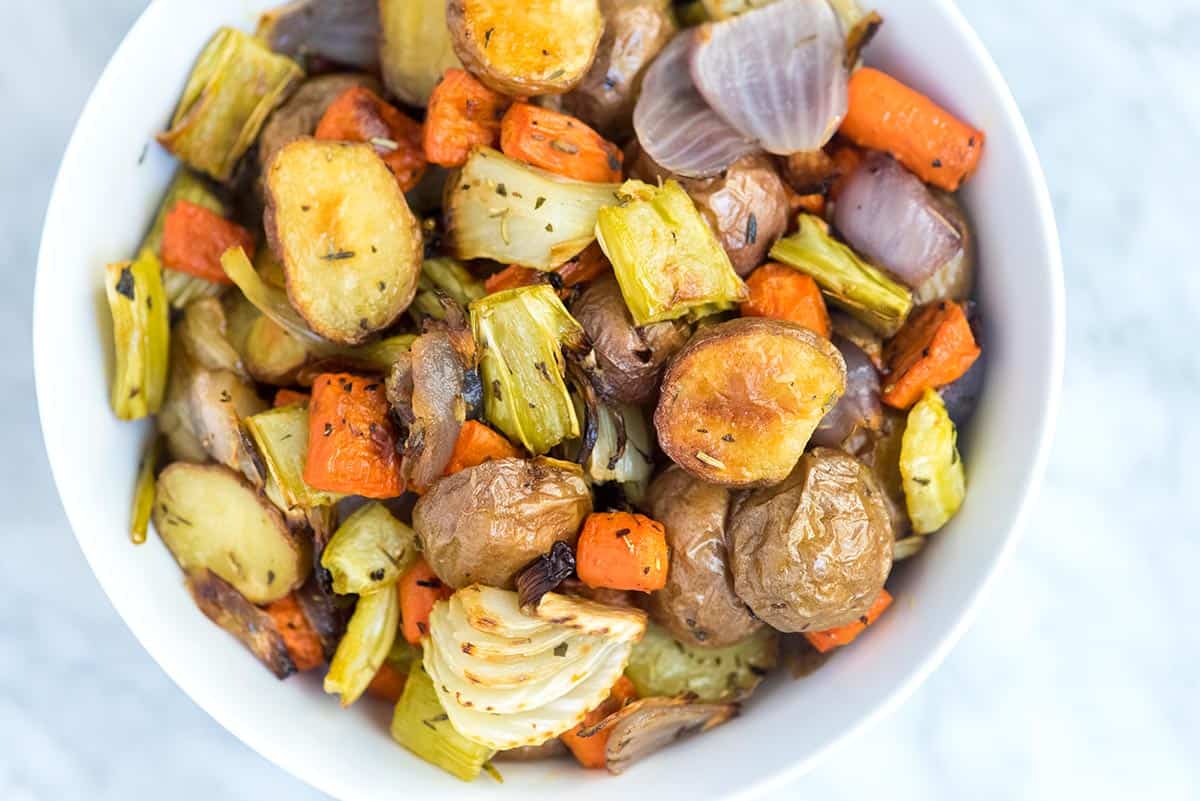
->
[[4, 1, 1199, 799]]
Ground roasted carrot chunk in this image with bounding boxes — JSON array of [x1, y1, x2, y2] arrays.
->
[[804, 589, 893, 653], [840, 68, 984, 191], [422, 68, 510, 168], [560, 675, 638, 769], [576, 512, 669, 593], [160, 200, 254, 284], [366, 662, 408, 703], [314, 86, 427, 192], [882, 301, 980, 409], [499, 103, 622, 183], [443, 420, 521, 477], [303, 373, 404, 498], [484, 264, 541, 294], [399, 558, 453, 644], [556, 243, 611, 287], [273, 388, 309, 408], [264, 593, 324, 671], [741, 263, 832, 339]]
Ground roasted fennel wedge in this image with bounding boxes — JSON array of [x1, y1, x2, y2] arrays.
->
[[321, 502, 418, 595], [899, 388, 965, 534], [392, 662, 496, 781], [243, 404, 342, 511], [624, 623, 777, 702], [325, 583, 400, 706], [104, 250, 170, 420]]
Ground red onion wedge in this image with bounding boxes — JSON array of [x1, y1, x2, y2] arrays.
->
[[690, 0, 848, 156], [834, 152, 964, 288], [811, 337, 881, 448], [633, 32, 759, 178]]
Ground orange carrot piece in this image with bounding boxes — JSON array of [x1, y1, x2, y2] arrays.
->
[[789, 191, 826, 218], [561, 675, 638, 769], [314, 86, 427, 192], [399, 558, 453, 645], [840, 68, 984, 191], [881, 301, 980, 409], [443, 420, 521, 477], [576, 512, 669, 593], [556, 243, 611, 287], [265, 594, 325, 671], [499, 103, 622, 183], [273, 388, 309, 408], [804, 589, 893, 653], [828, 141, 864, 200], [303, 373, 404, 498], [422, 68, 510, 168], [366, 662, 408, 703], [160, 200, 254, 284], [484, 264, 541, 294], [741, 263, 832, 339]]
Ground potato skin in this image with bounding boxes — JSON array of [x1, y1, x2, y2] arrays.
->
[[727, 448, 893, 632], [645, 467, 762, 648], [413, 458, 592, 589], [186, 569, 296, 679], [571, 273, 690, 405], [654, 317, 846, 487]]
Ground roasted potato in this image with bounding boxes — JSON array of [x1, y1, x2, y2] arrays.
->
[[447, 0, 605, 96], [562, 0, 676, 137], [412, 457, 592, 589], [187, 368, 268, 483], [186, 569, 296, 678], [644, 466, 762, 647], [264, 138, 422, 345], [571, 274, 690, 405], [154, 463, 310, 604], [176, 297, 247, 380], [241, 315, 310, 385], [654, 318, 846, 487], [727, 448, 893, 632]]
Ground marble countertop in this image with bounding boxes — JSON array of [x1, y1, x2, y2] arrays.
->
[[3, 1, 1197, 799]]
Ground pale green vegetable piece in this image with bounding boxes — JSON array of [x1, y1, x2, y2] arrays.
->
[[391, 663, 495, 781], [105, 249, 170, 420], [243, 404, 342, 511], [596, 180, 747, 325], [624, 623, 777, 702], [379, 0, 462, 106], [321, 503, 418, 595], [410, 257, 486, 320], [130, 435, 160, 545], [325, 584, 400, 707], [770, 213, 912, 336], [899, 388, 966, 534], [386, 638, 422, 674]]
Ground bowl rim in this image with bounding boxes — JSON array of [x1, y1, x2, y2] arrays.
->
[[32, 0, 1064, 797]]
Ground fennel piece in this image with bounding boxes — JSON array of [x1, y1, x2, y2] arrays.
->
[[899, 388, 965, 534], [243, 404, 342, 511], [470, 285, 585, 454], [391, 663, 495, 782], [596, 179, 747, 325], [130, 435, 160, 545], [158, 27, 301, 182], [321, 503, 418, 595], [770, 213, 912, 336], [624, 623, 776, 702], [410, 257, 486, 320], [379, 0, 462, 106], [446, 147, 620, 270], [325, 583, 400, 707], [104, 249, 170, 420]]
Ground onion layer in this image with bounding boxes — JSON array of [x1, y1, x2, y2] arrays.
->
[[811, 337, 881, 448]]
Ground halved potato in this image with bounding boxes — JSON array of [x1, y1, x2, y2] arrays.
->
[[154, 463, 309, 604], [654, 318, 846, 487], [186, 568, 296, 678], [264, 139, 422, 345], [447, 0, 604, 96]]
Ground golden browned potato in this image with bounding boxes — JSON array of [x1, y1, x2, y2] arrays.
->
[[186, 569, 297, 678], [264, 138, 422, 345], [562, 0, 676, 136], [644, 466, 762, 648], [727, 448, 893, 632], [412, 458, 592, 589], [154, 463, 310, 604], [447, 0, 605, 96], [654, 318, 846, 487]]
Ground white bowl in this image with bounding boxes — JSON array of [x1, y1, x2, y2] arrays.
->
[[33, 1, 1063, 798]]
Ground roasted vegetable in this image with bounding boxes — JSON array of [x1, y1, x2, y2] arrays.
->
[[158, 27, 302, 182], [410, 258, 486, 321], [265, 593, 326, 671], [576, 399, 655, 491], [847, 407, 911, 541], [244, 403, 340, 513], [400, 558, 453, 644], [579, 697, 737, 775], [186, 368, 268, 479], [422, 70, 509, 168], [804, 588, 892, 653], [575, 511, 669, 592], [130, 436, 159, 545], [811, 337, 882, 448], [727, 448, 893, 632], [321, 502, 418, 595], [471, 285, 585, 454], [899, 389, 966, 534], [159, 343, 209, 463], [391, 662, 496, 781], [423, 586, 647, 749], [104, 251, 169, 420], [187, 569, 296, 678], [445, 148, 619, 270], [239, 314, 310, 385], [562, 0, 676, 137], [138, 169, 228, 310], [560, 675, 638, 769], [325, 583, 399, 706], [446, 0, 605, 96], [913, 192, 975, 304], [700, 0, 773, 20], [500, 103, 623, 183], [596, 180, 748, 325], [770, 214, 913, 337], [654, 318, 846, 487], [161, 200, 254, 284], [644, 466, 761, 647], [497, 738, 568, 763], [379, 0, 462, 106], [515, 540, 577, 610], [264, 139, 422, 344], [413, 457, 592, 588], [314, 87, 427, 192], [256, 0, 379, 70], [882, 300, 981, 410], [740, 262, 831, 338], [443, 420, 522, 477], [154, 463, 309, 604], [624, 623, 776, 701], [177, 297, 247, 379], [304, 373, 405, 498]]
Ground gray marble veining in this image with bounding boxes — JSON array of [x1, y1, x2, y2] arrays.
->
[[3, 1, 1198, 799]]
